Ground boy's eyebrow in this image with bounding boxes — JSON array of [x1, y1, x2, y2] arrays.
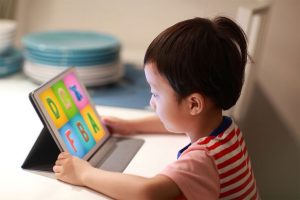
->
[[145, 76, 156, 86], [147, 80, 158, 89]]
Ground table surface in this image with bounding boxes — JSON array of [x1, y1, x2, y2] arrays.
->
[[0, 72, 189, 200]]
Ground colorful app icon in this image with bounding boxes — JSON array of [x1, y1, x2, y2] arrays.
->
[[81, 105, 105, 142], [64, 72, 89, 110], [70, 114, 96, 152], [39, 87, 68, 129], [59, 122, 86, 158], [52, 80, 78, 119]]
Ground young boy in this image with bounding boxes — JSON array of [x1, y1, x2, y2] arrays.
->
[[53, 16, 259, 199]]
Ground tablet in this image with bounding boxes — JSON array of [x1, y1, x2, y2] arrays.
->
[[29, 67, 110, 160]]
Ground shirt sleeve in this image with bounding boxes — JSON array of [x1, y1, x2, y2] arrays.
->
[[159, 149, 219, 200]]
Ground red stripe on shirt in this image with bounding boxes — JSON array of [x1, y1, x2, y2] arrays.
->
[[235, 128, 241, 136], [217, 132, 225, 138], [239, 135, 244, 145], [219, 158, 248, 179], [220, 167, 250, 188], [217, 150, 244, 169], [198, 136, 214, 145], [207, 129, 236, 151], [232, 176, 256, 200], [250, 186, 258, 200], [213, 139, 240, 160], [220, 171, 254, 198]]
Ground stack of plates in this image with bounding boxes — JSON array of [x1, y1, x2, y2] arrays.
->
[[0, 47, 23, 77], [22, 31, 123, 86], [0, 20, 16, 54], [0, 20, 23, 76]]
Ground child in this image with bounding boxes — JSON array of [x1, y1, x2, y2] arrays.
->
[[53, 16, 259, 199]]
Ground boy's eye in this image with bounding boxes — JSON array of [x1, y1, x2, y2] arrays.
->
[[151, 92, 158, 98]]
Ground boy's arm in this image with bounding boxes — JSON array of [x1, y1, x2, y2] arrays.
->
[[102, 115, 174, 135], [130, 115, 170, 134], [54, 152, 181, 200], [84, 168, 181, 200]]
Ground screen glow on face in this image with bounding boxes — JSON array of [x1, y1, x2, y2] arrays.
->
[[39, 72, 106, 158]]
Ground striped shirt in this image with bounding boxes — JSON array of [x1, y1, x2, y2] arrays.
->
[[160, 116, 259, 200]]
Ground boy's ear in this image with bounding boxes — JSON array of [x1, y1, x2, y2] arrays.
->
[[187, 93, 205, 115]]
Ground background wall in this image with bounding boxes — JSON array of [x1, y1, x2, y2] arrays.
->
[[258, 0, 300, 144], [15, 0, 254, 64], [13, 0, 300, 199]]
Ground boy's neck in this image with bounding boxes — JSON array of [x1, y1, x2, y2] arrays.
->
[[188, 109, 223, 143]]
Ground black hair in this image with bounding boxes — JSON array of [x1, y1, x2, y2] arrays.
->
[[144, 16, 248, 110]]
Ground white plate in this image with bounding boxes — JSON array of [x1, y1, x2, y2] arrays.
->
[[0, 20, 16, 35], [0, 32, 15, 40], [24, 67, 123, 87], [24, 60, 122, 76], [23, 61, 124, 87], [0, 38, 13, 54]]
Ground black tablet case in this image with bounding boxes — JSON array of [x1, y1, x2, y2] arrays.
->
[[21, 127, 60, 171], [22, 92, 61, 171]]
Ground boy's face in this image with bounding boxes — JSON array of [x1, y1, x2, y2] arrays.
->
[[144, 63, 190, 133]]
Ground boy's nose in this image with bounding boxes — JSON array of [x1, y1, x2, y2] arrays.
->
[[149, 97, 156, 110]]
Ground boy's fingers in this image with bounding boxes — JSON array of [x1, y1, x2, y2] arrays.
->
[[103, 116, 121, 125], [102, 117, 114, 125], [53, 165, 62, 173], [55, 159, 63, 166], [58, 152, 70, 159]]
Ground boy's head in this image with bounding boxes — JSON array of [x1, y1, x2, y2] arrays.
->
[[144, 17, 247, 110]]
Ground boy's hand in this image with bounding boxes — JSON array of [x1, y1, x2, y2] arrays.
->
[[53, 152, 91, 186], [102, 116, 135, 135]]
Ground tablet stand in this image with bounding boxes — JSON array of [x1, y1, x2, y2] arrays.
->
[[22, 127, 60, 171], [22, 126, 144, 173]]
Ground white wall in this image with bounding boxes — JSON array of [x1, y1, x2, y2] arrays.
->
[[258, 0, 300, 142], [15, 0, 252, 65]]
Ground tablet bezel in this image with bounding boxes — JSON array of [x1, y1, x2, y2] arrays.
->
[[30, 67, 111, 161]]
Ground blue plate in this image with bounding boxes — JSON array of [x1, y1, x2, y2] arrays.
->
[[24, 46, 119, 58], [0, 47, 23, 65], [23, 49, 119, 63], [0, 62, 22, 77], [22, 31, 121, 54], [24, 56, 120, 67], [0, 48, 23, 76]]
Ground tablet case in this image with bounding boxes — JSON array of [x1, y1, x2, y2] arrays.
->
[[21, 127, 60, 171], [22, 125, 145, 172], [22, 91, 62, 171]]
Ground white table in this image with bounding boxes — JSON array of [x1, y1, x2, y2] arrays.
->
[[0, 73, 189, 199]]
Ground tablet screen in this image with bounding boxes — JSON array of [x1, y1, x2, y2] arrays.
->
[[30, 68, 110, 160]]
